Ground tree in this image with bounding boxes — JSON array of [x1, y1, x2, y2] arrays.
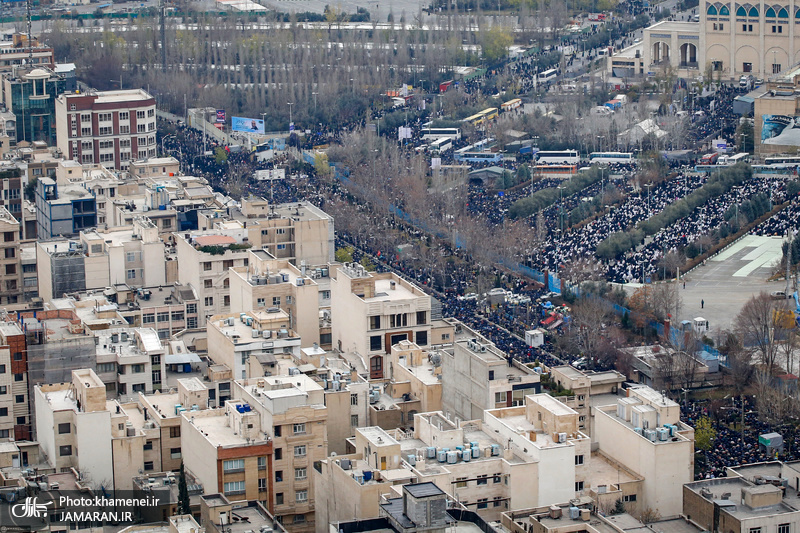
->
[[694, 416, 716, 450], [569, 297, 612, 368], [613, 499, 626, 515], [736, 119, 754, 153], [178, 461, 191, 515], [481, 26, 513, 63], [335, 246, 354, 263], [734, 292, 787, 372]]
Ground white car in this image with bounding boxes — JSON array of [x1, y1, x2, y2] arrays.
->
[[458, 292, 479, 301]]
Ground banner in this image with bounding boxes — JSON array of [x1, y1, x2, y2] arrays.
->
[[762, 115, 800, 146], [231, 117, 265, 134], [216, 109, 225, 123]]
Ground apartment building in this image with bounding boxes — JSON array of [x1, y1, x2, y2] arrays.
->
[[233, 375, 328, 531], [180, 401, 274, 507], [207, 310, 302, 381], [0, 34, 54, 72], [174, 225, 252, 323], [0, 207, 21, 306], [55, 89, 157, 170], [94, 327, 166, 395], [0, 321, 28, 441], [441, 331, 540, 422], [113, 283, 200, 338], [593, 385, 695, 517], [2, 66, 67, 145], [129, 157, 181, 180], [316, 364, 370, 455], [685, 461, 800, 533], [239, 198, 334, 266], [34, 176, 96, 239], [229, 249, 321, 346], [34, 368, 151, 491], [0, 164, 24, 218], [332, 263, 432, 380], [548, 366, 625, 433], [201, 494, 289, 533]]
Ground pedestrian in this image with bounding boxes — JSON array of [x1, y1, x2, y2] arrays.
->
[[701, 299, 704, 309], [683, 281, 686, 289]]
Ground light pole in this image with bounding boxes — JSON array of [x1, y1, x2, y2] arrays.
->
[[287, 102, 294, 130], [312, 92, 318, 114], [644, 183, 653, 213], [161, 134, 175, 156]]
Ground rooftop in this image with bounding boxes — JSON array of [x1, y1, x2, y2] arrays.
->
[[646, 20, 699, 33]]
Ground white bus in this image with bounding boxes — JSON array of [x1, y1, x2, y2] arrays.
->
[[589, 152, 636, 165], [764, 155, 800, 166], [717, 152, 750, 165], [536, 68, 559, 86], [421, 127, 462, 142], [428, 137, 453, 154], [536, 150, 580, 165]]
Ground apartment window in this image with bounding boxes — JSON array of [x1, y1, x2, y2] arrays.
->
[[157, 312, 169, 322], [15, 395, 23, 403], [80, 113, 90, 122], [223, 459, 245, 472], [416, 311, 427, 325], [203, 262, 212, 271], [143, 314, 155, 324], [144, 461, 154, 471], [223, 295, 230, 307], [258, 478, 267, 491], [170, 426, 181, 438], [81, 127, 92, 136], [276, 493, 284, 505], [187, 303, 197, 314], [170, 447, 181, 459], [275, 470, 283, 482], [778, 525, 790, 533], [223, 481, 245, 495], [275, 448, 282, 460], [416, 330, 428, 346], [98, 113, 112, 122], [493, 474, 502, 483], [272, 296, 281, 306], [127, 269, 136, 280], [624, 494, 637, 502], [575, 455, 584, 465], [495, 391, 507, 404], [0, 430, 7, 438], [257, 298, 266, 307], [477, 498, 488, 509], [477, 475, 488, 485], [390, 313, 408, 328], [204, 279, 212, 289], [369, 316, 381, 330], [59, 445, 72, 456], [0, 407, 7, 416], [274, 425, 282, 437], [295, 490, 308, 503], [119, 111, 129, 121], [295, 468, 307, 480], [351, 415, 359, 427], [276, 244, 286, 250], [294, 445, 306, 457], [58, 423, 71, 434], [293, 423, 306, 435], [144, 440, 153, 450], [321, 290, 331, 299], [294, 515, 306, 524], [126, 252, 136, 262], [120, 125, 130, 134], [99, 127, 113, 136], [137, 110, 146, 119], [148, 109, 155, 117], [4, 248, 14, 259], [14, 373, 22, 382], [0, 364, 4, 373], [576, 481, 584, 491], [204, 297, 214, 306], [493, 498, 504, 507], [350, 393, 359, 406], [455, 477, 467, 488], [773, 25, 783, 33], [4, 264, 14, 275], [370, 335, 382, 351], [258, 456, 267, 470]]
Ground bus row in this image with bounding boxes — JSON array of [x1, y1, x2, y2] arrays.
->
[[451, 150, 638, 165]]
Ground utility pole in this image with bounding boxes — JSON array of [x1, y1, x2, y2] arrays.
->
[[160, 0, 167, 73], [787, 230, 794, 296], [26, 0, 32, 63]]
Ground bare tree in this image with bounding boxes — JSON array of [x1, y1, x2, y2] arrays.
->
[[734, 292, 788, 372]]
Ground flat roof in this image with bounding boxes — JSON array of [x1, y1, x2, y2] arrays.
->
[[405, 482, 444, 498]]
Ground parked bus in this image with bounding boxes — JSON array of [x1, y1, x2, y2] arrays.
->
[[501, 98, 522, 112], [717, 152, 750, 165], [536, 150, 580, 165], [454, 151, 503, 164], [462, 107, 499, 126], [589, 152, 635, 165], [536, 68, 559, 86], [700, 152, 719, 165], [764, 155, 800, 166], [421, 127, 462, 142], [428, 137, 453, 154], [534, 164, 579, 178]]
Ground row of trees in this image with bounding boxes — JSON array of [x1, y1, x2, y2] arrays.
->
[[508, 166, 604, 218]]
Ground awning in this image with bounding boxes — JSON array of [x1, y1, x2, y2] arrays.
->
[[165, 352, 202, 365]]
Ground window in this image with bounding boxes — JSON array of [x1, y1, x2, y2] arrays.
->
[[15, 394, 23, 403], [119, 111, 129, 121], [774, 63, 782, 74], [258, 456, 267, 469], [321, 290, 331, 299], [119, 139, 131, 149], [624, 494, 637, 502], [493, 474, 502, 483], [575, 455, 584, 465], [295, 468, 307, 480], [575, 481, 584, 491], [223, 295, 230, 307], [370, 336, 382, 351], [170, 447, 181, 459], [743, 62, 752, 72], [58, 423, 71, 434], [258, 478, 267, 491], [98, 113, 112, 122], [477, 498, 488, 509], [276, 244, 286, 250], [99, 127, 113, 136], [144, 440, 153, 450], [0, 408, 6, 416], [415, 330, 428, 346], [157, 312, 169, 322], [369, 316, 381, 330], [477, 475, 488, 485], [59, 445, 72, 456], [80, 113, 91, 122], [495, 391, 507, 404], [144, 461, 154, 471], [148, 109, 155, 117], [204, 279, 213, 289], [223, 459, 245, 472], [14, 373, 22, 382], [274, 447, 282, 460], [143, 314, 155, 324], [127, 269, 137, 280], [276, 493, 284, 505], [351, 393, 359, 406], [224, 481, 245, 495], [351, 414, 359, 426], [489, 370, 495, 381], [126, 252, 136, 262], [4, 248, 13, 259], [169, 426, 181, 438], [295, 490, 308, 503], [120, 125, 130, 134], [778, 525, 790, 533], [293, 423, 306, 435], [0, 386, 7, 395], [275, 470, 284, 482], [294, 515, 306, 524], [203, 262, 212, 271], [0, 364, 4, 373], [493, 498, 504, 507], [455, 477, 467, 488], [272, 296, 281, 306], [205, 297, 214, 307], [294, 445, 306, 457], [137, 110, 146, 119], [390, 314, 408, 328], [81, 127, 92, 136], [416, 311, 427, 325], [187, 303, 197, 314]]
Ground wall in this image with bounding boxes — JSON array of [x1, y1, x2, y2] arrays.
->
[[75, 409, 113, 488], [180, 414, 218, 494]]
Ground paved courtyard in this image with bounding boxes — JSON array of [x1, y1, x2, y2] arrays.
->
[[261, 0, 426, 20]]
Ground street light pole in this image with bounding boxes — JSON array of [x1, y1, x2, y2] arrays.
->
[[287, 102, 294, 130], [312, 92, 318, 114]]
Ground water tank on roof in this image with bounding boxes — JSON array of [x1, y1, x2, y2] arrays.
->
[[491, 444, 500, 456], [407, 454, 416, 466], [437, 450, 446, 463], [461, 450, 471, 462], [569, 507, 580, 520], [426, 447, 436, 459], [446, 451, 458, 464], [363, 470, 372, 482], [471, 446, 480, 459]]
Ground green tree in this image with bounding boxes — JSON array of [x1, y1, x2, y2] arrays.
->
[[214, 146, 228, 165], [314, 152, 332, 177], [481, 26, 513, 63], [736, 119, 754, 153], [613, 499, 626, 515], [178, 461, 191, 515], [24, 177, 38, 202], [360, 255, 377, 271], [516, 164, 531, 184], [694, 415, 717, 451], [335, 246, 354, 263]]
